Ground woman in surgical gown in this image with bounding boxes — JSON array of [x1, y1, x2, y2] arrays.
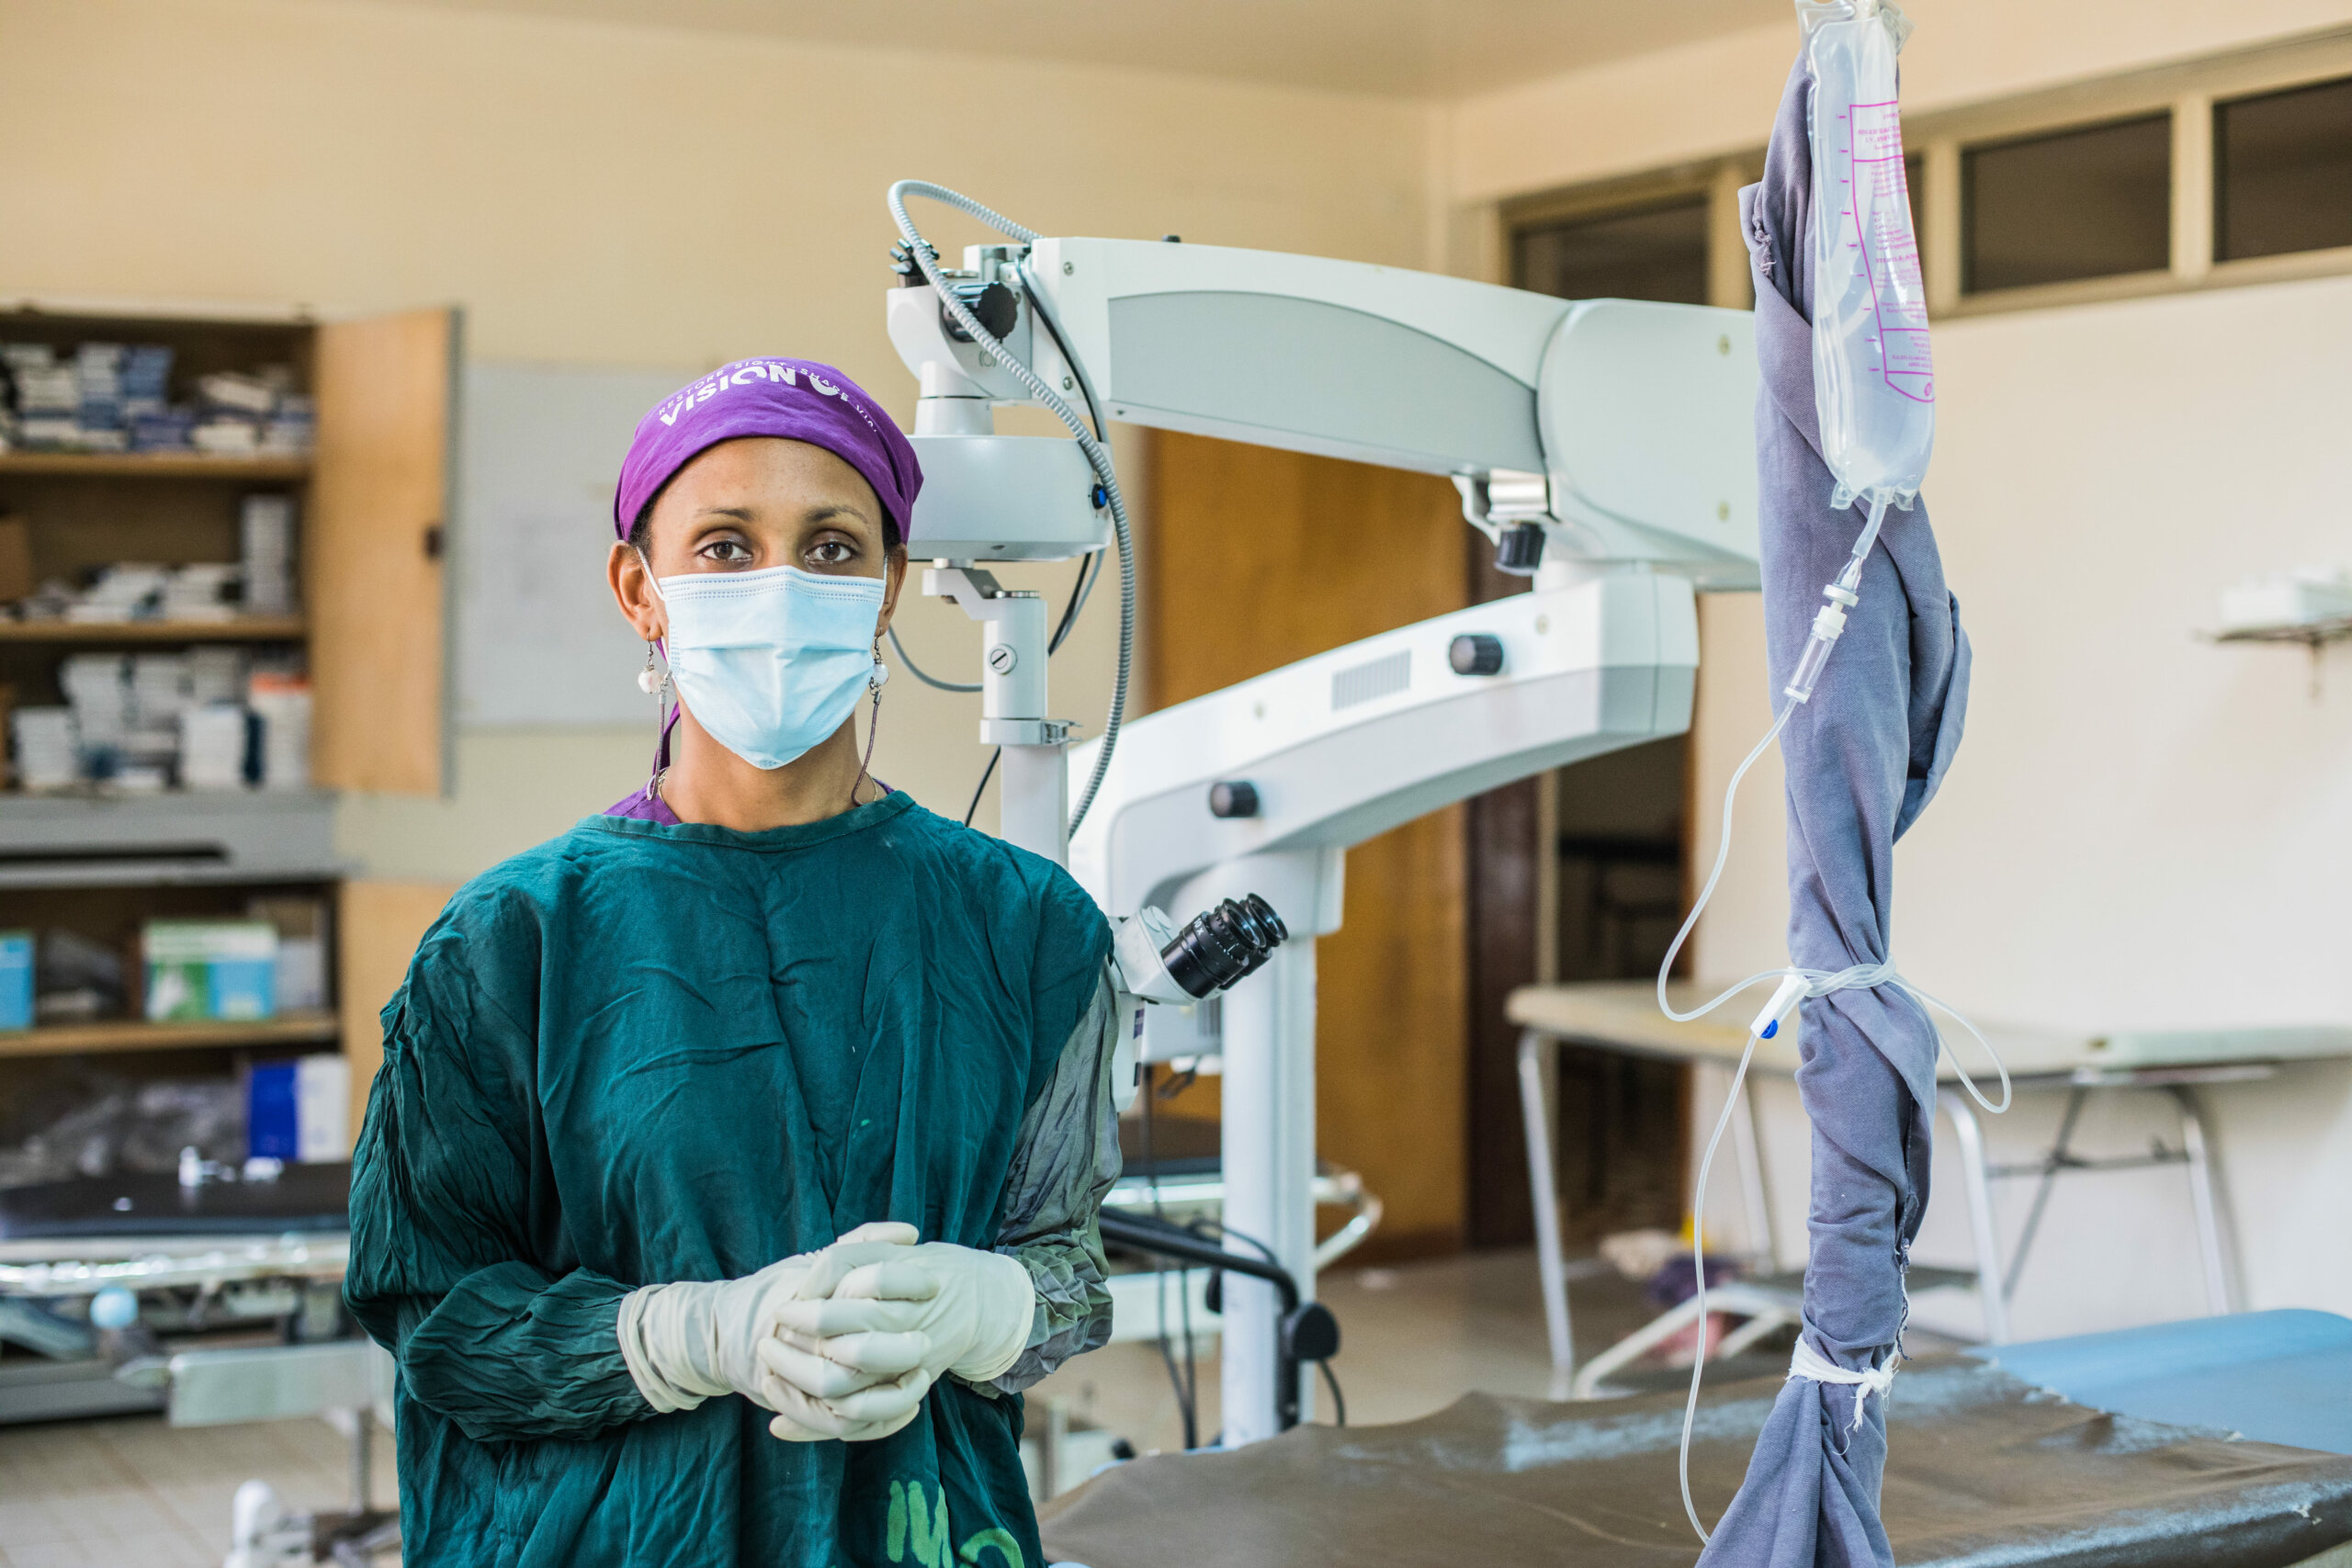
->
[[345, 358, 1121, 1568]]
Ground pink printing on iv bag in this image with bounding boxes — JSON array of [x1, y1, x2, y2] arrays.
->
[[1802, 0, 1934, 513], [1850, 100, 1931, 402]]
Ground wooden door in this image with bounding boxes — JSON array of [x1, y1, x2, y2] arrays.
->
[[337, 879, 461, 1147], [310, 308, 458, 795], [1148, 432, 1470, 1258]]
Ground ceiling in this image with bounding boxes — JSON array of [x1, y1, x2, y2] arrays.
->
[[380, 0, 1793, 97]]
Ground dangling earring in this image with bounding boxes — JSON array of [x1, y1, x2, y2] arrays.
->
[[853, 644, 888, 807], [641, 641, 673, 799]]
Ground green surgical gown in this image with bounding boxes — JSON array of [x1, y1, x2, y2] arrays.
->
[[345, 791, 1115, 1567]]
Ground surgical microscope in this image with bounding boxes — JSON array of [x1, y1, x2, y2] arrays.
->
[[886, 183, 1759, 1448]]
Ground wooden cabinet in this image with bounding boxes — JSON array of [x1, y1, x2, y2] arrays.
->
[[0, 301, 456, 1149], [1146, 430, 1472, 1259], [311, 309, 456, 795]]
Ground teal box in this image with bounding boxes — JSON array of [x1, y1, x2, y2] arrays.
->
[[0, 931, 28, 1032]]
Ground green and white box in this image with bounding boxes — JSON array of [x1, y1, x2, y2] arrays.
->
[[144, 919, 278, 1022]]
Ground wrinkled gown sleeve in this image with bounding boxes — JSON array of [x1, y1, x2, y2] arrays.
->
[[344, 897, 652, 1444], [970, 963, 1122, 1397]]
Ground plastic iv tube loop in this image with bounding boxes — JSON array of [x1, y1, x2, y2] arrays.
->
[[1679, 1022, 1763, 1546], [1654, 500, 2009, 1118]]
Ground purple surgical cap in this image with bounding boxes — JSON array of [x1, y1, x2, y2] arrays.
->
[[611, 357, 922, 543]]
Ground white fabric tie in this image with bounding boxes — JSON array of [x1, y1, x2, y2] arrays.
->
[[1788, 1337, 1900, 1432]]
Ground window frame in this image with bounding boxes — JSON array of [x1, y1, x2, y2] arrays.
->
[[2211, 72, 2352, 266], [1498, 27, 2352, 321]]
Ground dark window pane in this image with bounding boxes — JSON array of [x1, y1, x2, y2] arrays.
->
[[1962, 114, 2171, 292], [1514, 197, 1709, 305], [2217, 75, 2352, 262], [1905, 152, 1926, 254]]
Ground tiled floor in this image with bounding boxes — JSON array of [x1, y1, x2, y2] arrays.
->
[[1025, 1246, 1633, 1454], [0, 1248, 1814, 1564], [0, 1405, 396, 1567]]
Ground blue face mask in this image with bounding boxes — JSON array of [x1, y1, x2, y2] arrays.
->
[[649, 562, 887, 772]]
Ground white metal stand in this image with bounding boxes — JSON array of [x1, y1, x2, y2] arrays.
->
[[1217, 936, 1319, 1447], [926, 565, 1073, 865]]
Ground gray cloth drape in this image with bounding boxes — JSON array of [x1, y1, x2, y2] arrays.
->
[[1699, 49, 1972, 1568]]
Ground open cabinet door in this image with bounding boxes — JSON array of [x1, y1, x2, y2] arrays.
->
[[338, 879, 460, 1149], [310, 307, 458, 795]]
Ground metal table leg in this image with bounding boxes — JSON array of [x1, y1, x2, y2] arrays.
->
[[1517, 1029, 1575, 1395], [2170, 1084, 2238, 1315], [1938, 1086, 2009, 1344], [2003, 1084, 2086, 1303]]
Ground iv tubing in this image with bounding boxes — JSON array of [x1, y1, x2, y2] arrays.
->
[[1657, 500, 2008, 1548]]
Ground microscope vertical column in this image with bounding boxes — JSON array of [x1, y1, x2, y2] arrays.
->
[[1218, 934, 1318, 1446], [925, 565, 1071, 865]]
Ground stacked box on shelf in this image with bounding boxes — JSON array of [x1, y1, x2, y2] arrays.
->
[[67, 562, 168, 623], [60, 653, 132, 750], [247, 671, 311, 790], [181, 649, 254, 790], [5, 344, 80, 449], [262, 394, 314, 457], [179, 705, 247, 790], [241, 494, 296, 615], [10, 707, 77, 790], [247, 1054, 349, 1162], [0, 931, 31, 1031], [120, 344, 170, 417], [74, 343, 127, 453], [248, 896, 328, 1012], [194, 370, 280, 456], [142, 918, 277, 1021], [125, 343, 188, 452]]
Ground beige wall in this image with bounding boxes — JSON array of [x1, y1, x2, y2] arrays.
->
[[1444, 0, 2352, 1329], [0, 0, 1440, 879], [1447, 0, 2352, 203]]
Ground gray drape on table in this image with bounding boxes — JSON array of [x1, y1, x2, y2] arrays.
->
[[1698, 49, 1972, 1568]]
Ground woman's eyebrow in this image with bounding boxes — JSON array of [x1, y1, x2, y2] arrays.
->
[[805, 502, 871, 525], [694, 505, 756, 522]]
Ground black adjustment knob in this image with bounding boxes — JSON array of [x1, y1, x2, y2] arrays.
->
[[941, 280, 1019, 342], [1281, 1301, 1341, 1362], [1208, 780, 1260, 818], [1449, 633, 1504, 676], [1494, 521, 1546, 576]]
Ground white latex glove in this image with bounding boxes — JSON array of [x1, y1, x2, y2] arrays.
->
[[763, 1241, 1035, 1396], [745, 1236, 937, 1444], [616, 1222, 918, 1427]]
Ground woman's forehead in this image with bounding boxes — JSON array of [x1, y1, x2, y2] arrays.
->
[[662, 437, 883, 525]]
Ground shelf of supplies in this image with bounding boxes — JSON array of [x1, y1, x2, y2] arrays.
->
[[0, 454, 309, 480], [0, 1013, 337, 1059], [0, 616, 305, 644]]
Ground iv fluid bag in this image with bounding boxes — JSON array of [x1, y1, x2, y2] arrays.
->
[[1803, 0, 1932, 513]]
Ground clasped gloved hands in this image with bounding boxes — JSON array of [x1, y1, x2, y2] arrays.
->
[[620, 1223, 1035, 1445], [753, 1237, 1035, 1445], [619, 1221, 922, 1424]]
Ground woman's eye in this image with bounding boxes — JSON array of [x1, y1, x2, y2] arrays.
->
[[808, 540, 854, 566], [701, 539, 752, 564]]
